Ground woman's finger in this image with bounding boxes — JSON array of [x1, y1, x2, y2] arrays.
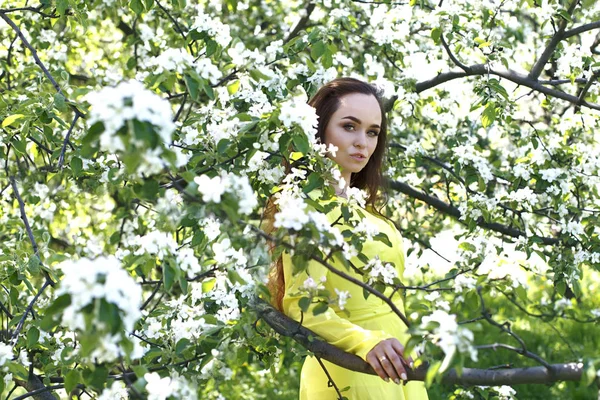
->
[[390, 339, 414, 370], [366, 352, 389, 381], [376, 351, 402, 383], [382, 347, 407, 384]]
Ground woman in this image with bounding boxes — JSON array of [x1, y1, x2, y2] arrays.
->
[[267, 78, 429, 399]]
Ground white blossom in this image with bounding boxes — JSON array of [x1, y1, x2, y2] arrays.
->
[[0, 343, 13, 366], [335, 288, 351, 310], [421, 310, 478, 371], [365, 257, 398, 285], [56, 256, 142, 332]]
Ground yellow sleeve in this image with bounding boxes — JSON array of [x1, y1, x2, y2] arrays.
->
[[282, 252, 393, 361]]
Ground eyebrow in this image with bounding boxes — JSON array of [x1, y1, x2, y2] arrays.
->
[[341, 116, 381, 129]]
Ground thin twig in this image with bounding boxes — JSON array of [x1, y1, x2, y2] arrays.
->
[[315, 357, 344, 400], [57, 114, 80, 168]]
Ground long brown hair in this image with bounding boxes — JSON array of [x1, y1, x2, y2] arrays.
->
[[265, 77, 389, 311]]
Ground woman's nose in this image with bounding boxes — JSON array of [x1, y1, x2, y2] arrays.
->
[[354, 131, 368, 148]]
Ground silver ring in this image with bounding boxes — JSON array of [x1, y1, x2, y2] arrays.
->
[[379, 356, 387, 363]]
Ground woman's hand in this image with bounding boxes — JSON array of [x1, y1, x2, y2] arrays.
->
[[366, 338, 414, 384]]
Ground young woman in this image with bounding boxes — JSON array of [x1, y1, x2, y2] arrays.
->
[[268, 78, 429, 399]]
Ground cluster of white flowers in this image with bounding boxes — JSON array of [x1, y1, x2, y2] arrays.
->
[[453, 274, 478, 293], [133, 230, 178, 259], [504, 187, 539, 207], [354, 218, 380, 240], [212, 238, 247, 267], [227, 42, 267, 67], [424, 291, 451, 312], [194, 172, 257, 215], [334, 288, 351, 310], [146, 48, 195, 74], [346, 187, 368, 208], [200, 216, 221, 241], [453, 144, 494, 183], [273, 189, 310, 231], [279, 97, 319, 139], [55, 257, 144, 362], [479, 255, 529, 289], [364, 257, 398, 285], [302, 276, 326, 291], [192, 11, 232, 47], [487, 385, 517, 400], [196, 58, 222, 85], [246, 150, 285, 184], [557, 43, 589, 77], [98, 381, 128, 400], [306, 66, 337, 86], [512, 163, 532, 180], [57, 256, 142, 332], [145, 371, 198, 400], [85, 80, 175, 153], [562, 219, 585, 237], [132, 230, 201, 277], [208, 273, 243, 323], [539, 167, 564, 183], [421, 310, 478, 371], [84, 80, 185, 176], [554, 297, 573, 312], [0, 342, 12, 366]]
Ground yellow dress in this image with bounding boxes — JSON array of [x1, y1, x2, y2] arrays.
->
[[282, 195, 429, 400]]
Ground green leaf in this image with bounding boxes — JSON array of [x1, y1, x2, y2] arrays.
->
[[431, 27, 442, 44], [459, 242, 476, 252], [27, 255, 41, 275], [130, 0, 145, 14], [303, 173, 323, 194], [514, 285, 528, 302], [292, 133, 310, 154], [27, 326, 40, 348], [163, 261, 175, 291], [227, 80, 241, 95], [373, 233, 392, 247], [57, 0, 69, 15], [185, 75, 200, 101], [65, 369, 82, 393], [54, 93, 67, 112], [86, 365, 108, 391], [70, 156, 83, 177], [2, 114, 25, 127], [299, 297, 311, 312], [425, 360, 442, 387], [312, 301, 329, 316], [481, 102, 496, 128]]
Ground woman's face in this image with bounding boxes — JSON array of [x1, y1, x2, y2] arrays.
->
[[323, 93, 381, 180]]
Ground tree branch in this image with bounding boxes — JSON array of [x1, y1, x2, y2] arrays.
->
[[386, 179, 562, 246], [13, 375, 59, 400], [563, 20, 600, 40], [57, 114, 80, 169], [528, 0, 580, 80], [254, 299, 584, 385], [476, 287, 551, 369], [414, 63, 600, 111], [0, 13, 63, 95], [284, 2, 316, 44], [0, 12, 84, 117]]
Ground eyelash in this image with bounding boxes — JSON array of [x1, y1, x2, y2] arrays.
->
[[344, 124, 379, 137]]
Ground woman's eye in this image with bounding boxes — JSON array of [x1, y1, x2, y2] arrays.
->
[[344, 124, 355, 131], [368, 130, 380, 137]]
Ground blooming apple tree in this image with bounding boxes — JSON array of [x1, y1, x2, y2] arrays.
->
[[1, 0, 600, 399]]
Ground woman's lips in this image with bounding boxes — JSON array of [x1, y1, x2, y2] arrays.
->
[[350, 153, 366, 161]]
